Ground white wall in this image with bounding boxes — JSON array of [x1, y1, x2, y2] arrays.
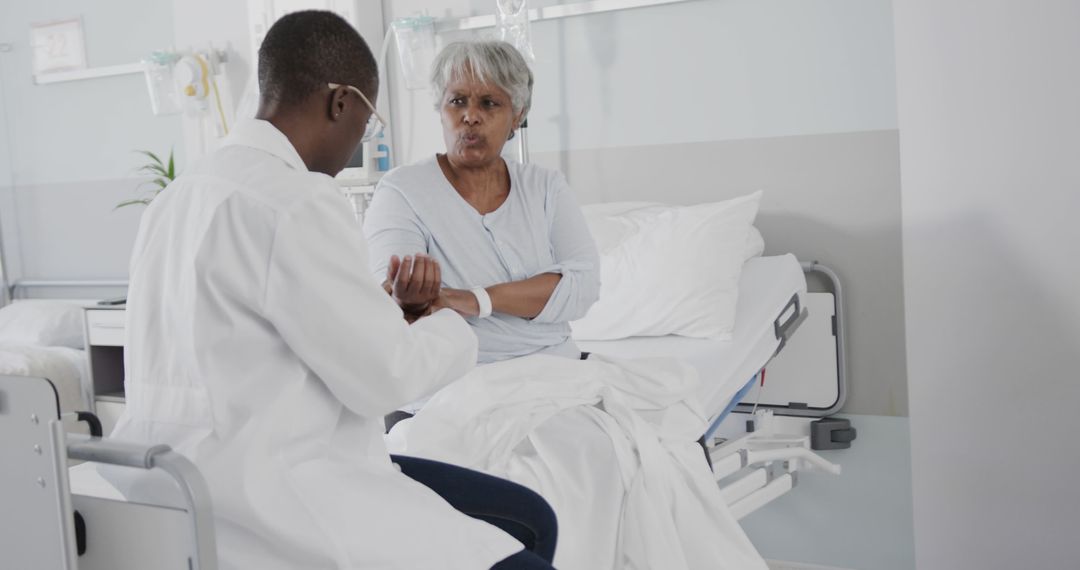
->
[[0, 0, 379, 295], [894, 2, 1080, 568], [383, 0, 910, 418], [0, 0, 180, 293], [741, 414, 914, 570], [385, 0, 897, 164]]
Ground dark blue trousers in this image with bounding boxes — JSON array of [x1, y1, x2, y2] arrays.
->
[[391, 455, 558, 569]]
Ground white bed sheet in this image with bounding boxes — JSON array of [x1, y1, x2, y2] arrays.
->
[[0, 344, 88, 414], [576, 253, 807, 415]]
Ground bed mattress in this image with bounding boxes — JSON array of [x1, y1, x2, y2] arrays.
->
[[576, 253, 807, 415]]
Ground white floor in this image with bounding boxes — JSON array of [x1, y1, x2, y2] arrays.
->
[[740, 414, 915, 570]]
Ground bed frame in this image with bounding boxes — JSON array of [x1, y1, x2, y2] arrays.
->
[[706, 261, 853, 521], [5, 279, 129, 303]]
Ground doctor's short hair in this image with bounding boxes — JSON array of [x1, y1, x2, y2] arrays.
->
[[258, 10, 377, 106], [430, 41, 534, 121]]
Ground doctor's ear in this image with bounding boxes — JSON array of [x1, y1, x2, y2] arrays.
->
[[328, 86, 348, 121]]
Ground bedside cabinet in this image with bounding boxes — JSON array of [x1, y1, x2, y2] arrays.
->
[[83, 307, 127, 434]]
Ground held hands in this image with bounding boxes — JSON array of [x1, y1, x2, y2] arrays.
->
[[384, 254, 441, 318], [380, 254, 484, 320]]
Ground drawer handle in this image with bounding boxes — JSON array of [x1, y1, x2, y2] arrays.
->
[[91, 324, 125, 330]]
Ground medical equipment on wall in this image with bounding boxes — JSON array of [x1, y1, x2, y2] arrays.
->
[[144, 50, 232, 134], [142, 51, 182, 115], [390, 16, 436, 90], [495, 0, 535, 62], [142, 49, 234, 161], [176, 54, 227, 130], [337, 129, 391, 190]]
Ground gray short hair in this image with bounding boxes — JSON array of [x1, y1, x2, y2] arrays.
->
[[430, 40, 533, 122]]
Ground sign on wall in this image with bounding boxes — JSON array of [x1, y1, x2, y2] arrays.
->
[[30, 18, 87, 75]]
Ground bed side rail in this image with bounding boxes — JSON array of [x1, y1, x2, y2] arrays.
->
[[799, 261, 848, 415]]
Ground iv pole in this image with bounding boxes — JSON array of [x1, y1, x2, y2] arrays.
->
[[0, 216, 10, 307], [0, 43, 12, 306]]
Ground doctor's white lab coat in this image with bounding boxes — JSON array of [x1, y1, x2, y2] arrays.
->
[[109, 119, 522, 569]]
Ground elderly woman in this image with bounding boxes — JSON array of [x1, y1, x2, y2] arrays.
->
[[363, 40, 600, 365], [364, 40, 620, 569], [364, 41, 767, 570]]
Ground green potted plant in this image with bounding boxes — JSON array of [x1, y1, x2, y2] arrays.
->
[[116, 149, 176, 209]]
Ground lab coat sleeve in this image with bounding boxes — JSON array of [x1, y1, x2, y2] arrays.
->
[[264, 188, 477, 418], [532, 173, 601, 324], [362, 183, 429, 280]]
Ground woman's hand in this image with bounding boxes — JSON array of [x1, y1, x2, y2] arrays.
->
[[384, 254, 442, 316]]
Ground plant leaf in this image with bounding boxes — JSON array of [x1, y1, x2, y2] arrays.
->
[[125, 147, 178, 210], [137, 164, 169, 177], [114, 199, 153, 210], [136, 179, 169, 192], [135, 150, 164, 167]]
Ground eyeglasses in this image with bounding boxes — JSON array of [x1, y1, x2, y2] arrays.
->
[[328, 83, 388, 142]]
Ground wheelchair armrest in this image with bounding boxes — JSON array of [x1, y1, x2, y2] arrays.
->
[[66, 433, 172, 470]]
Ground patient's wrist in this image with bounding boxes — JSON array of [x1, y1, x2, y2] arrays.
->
[[441, 288, 481, 317], [470, 287, 493, 319]]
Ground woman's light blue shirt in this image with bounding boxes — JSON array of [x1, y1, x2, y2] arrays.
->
[[363, 156, 600, 364]]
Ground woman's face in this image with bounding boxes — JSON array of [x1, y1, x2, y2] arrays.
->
[[439, 73, 522, 169]]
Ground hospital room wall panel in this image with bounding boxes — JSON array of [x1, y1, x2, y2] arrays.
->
[[896, 0, 1080, 566], [0, 1, 181, 186], [533, 129, 908, 418], [1, 178, 141, 299], [740, 413, 915, 570], [0, 0, 180, 290], [385, 0, 898, 163]]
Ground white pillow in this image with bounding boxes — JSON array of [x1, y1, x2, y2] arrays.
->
[[744, 225, 765, 261], [571, 191, 762, 340], [0, 301, 86, 349]]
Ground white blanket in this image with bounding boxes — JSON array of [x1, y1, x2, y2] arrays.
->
[[390, 354, 766, 570]]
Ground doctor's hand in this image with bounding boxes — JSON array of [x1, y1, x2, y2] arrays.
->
[[386, 254, 442, 316]]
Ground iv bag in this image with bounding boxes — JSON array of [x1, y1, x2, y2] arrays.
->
[[391, 16, 436, 90], [143, 51, 181, 115], [495, 0, 535, 62]]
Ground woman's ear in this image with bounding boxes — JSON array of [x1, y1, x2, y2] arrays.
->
[[507, 111, 527, 140]]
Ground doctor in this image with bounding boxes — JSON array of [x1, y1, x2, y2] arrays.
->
[[110, 10, 552, 570]]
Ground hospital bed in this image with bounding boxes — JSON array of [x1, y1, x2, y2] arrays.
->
[[578, 254, 854, 520], [0, 299, 98, 430], [3, 247, 847, 565], [0, 374, 217, 569]]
